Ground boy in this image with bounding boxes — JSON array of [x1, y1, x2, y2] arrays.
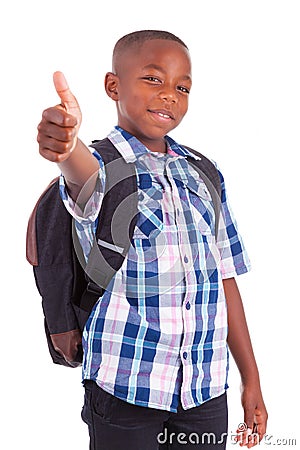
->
[[37, 30, 267, 449]]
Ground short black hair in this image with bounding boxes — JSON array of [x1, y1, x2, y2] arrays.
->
[[112, 30, 189, 71], [114, 30, 188, 52]]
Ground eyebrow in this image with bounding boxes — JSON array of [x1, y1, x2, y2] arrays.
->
[[141, 64, 192, 82]]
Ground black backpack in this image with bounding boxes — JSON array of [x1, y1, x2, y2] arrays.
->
[[26, 138, 221, 368]]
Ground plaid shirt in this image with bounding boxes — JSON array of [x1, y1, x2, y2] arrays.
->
[[60, 126, 251, 412]]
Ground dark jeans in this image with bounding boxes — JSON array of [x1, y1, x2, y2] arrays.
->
[[81, 381, 228, 450]]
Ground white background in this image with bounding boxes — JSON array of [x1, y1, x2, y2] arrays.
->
[[1, 0, 299, 448]]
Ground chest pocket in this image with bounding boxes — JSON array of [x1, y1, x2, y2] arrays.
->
[[188, 180, 216, 236], [133, 181, 164, 240]]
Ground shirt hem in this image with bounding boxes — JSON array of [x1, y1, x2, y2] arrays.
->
[[83, 377, 229, 413]]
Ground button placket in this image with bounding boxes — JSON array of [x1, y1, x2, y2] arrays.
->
[[165, 160, 195, 372]]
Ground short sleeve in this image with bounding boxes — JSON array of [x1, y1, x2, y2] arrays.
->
[[59, 150, 106, 224], [216, 168, 251, 279]]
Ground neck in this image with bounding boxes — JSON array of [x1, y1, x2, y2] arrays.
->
[[116, 125, 167, 153], [139, 137, 167, 154]]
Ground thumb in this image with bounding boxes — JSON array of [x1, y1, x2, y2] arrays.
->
[[53, 71, 81, 118], [244, 407, 254, 432]]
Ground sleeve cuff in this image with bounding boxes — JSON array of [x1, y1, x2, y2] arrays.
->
[[59, 170, 104, 223]]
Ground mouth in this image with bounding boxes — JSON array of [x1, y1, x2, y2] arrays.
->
[[148, 109, 175, 121]]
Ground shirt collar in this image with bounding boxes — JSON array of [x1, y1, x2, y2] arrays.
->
[[107, 126, 201, 163], [165, 135, 201, 161]]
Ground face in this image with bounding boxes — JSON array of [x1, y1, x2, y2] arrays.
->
[[105, 39, 192, 152]]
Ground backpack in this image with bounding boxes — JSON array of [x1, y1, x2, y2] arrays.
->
[[26, 138, 221, 368]]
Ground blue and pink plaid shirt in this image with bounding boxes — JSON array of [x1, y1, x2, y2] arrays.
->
[[60, 126, 251, 412]]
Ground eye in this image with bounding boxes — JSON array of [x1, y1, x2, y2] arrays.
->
[[142, 76, 161, 83], [177, 85, 190, 94]]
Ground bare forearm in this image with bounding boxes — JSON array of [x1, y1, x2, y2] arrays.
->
[[58, 138, 99, 201], [223, 277, 268, 442], [224, 277, 260, 386]]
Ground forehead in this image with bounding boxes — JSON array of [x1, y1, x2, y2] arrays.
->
[[115, 39, 192, 77]]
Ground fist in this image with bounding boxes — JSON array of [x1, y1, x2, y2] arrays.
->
[[37, 72, 82, 163]]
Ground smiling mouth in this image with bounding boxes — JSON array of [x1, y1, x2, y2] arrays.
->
[[148, 109, 175, 121]]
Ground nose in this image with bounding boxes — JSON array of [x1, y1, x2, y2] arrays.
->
[[158, 86, 178, 103]]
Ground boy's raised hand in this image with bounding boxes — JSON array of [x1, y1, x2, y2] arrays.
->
[[37, 71, 82, 163]]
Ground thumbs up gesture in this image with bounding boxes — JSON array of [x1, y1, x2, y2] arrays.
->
[[37, 72, 82, 162]]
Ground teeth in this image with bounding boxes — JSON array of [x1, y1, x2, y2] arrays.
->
[[158, 112, 170, 118]]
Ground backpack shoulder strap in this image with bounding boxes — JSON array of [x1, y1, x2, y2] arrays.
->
[[184, 146, 222, 238], [76, 138, 138, 308]]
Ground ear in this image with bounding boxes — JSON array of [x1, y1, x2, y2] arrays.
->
[[104, 72, 119, 101]]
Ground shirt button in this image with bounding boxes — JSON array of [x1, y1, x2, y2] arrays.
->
[[186, 302, 191, 310], [183, 352, 188, 360], [184, 255, 189, 264], [138, 193, 144, 201]]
